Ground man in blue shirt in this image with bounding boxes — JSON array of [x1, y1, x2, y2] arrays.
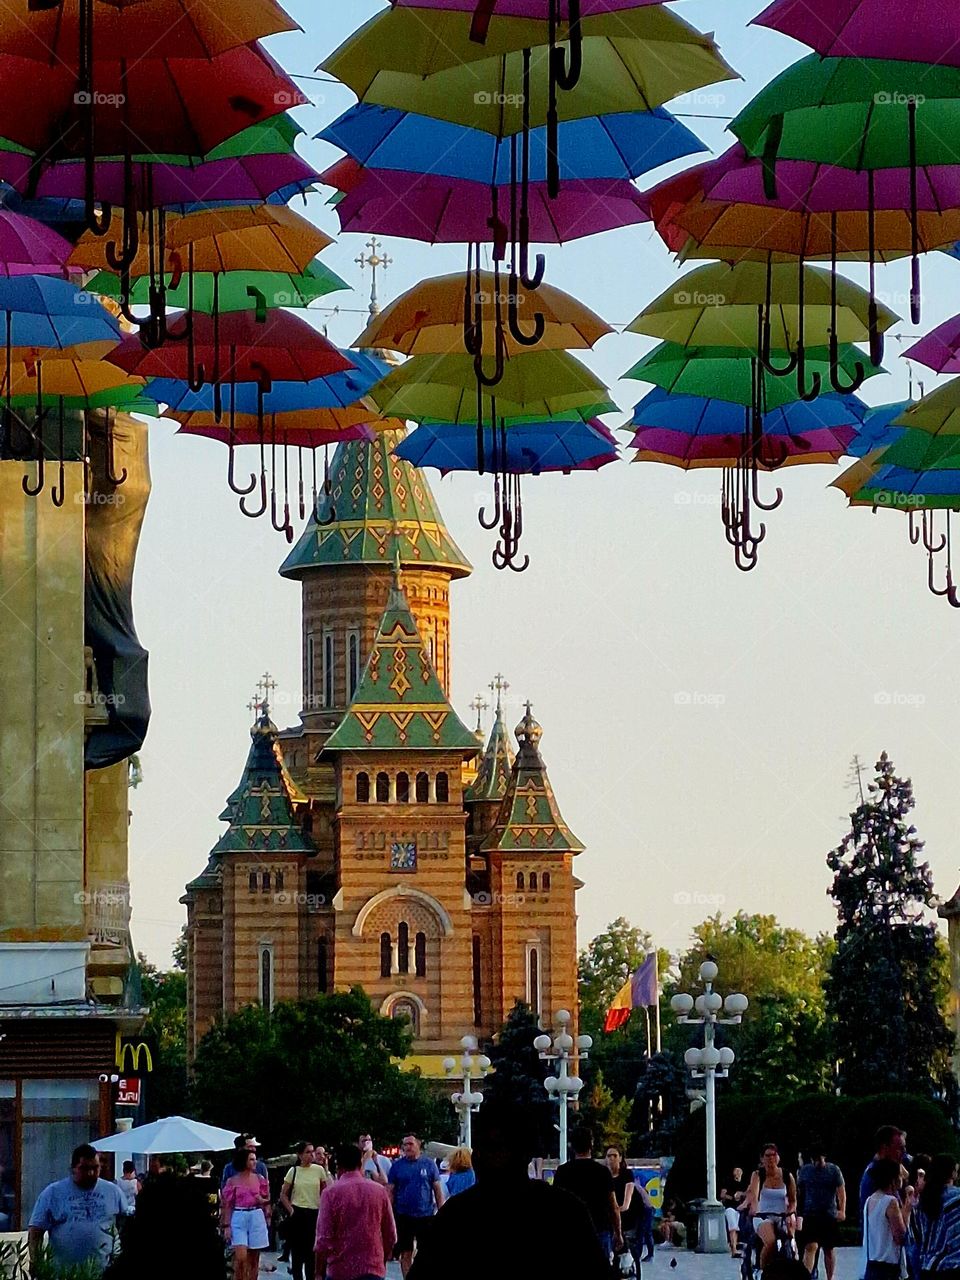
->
[[388, 1134, 445, 1277], [28, 1144, 125, 1275], [220, 1134, 268, 1187]]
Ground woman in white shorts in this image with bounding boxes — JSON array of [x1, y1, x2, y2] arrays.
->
[[222, 1148, 271, 1280]]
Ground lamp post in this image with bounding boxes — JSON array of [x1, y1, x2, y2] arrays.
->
[[442, 1035, 491, 1148], [670, 961, 748, 1254], [533, 1009, 593, 1161]]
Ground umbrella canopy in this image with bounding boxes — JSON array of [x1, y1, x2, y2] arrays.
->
[[323, 165, 649, 245], [752, 0, 960, 67], [627, 261, 895, 348], [0, 209, 74, 276], [392, 0, 660, 12], [0, 1, 298, 63], [367, 350, 613, 422], [93, 1116, 242, 1155], [844, 401, 909, 455], [625, 342, 881, 407], [888, 379, 960, 434], [89, 262, 349, 314], [393, 418, 617, 471], [112, 312, 353, 384], [318, 103, 705, 184], [356, 272, 611, 356], [0, 359, 143, 400], [904, 317, 960, 374], [626, 386, 870, 435]]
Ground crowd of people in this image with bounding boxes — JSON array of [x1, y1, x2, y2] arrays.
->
[[26, 1116, 960, 1280]]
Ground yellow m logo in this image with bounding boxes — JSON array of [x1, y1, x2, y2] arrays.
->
[[115, 1034, 153, 1073]]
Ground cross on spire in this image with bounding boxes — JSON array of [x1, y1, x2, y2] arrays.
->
[[489, 673, 509, 713], [247, 695, 262, 724], [256, 672, 277, 715], [355, 236, 392, 318], [470, 693, 490, 733]]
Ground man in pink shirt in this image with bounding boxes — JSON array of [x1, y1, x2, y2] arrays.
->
[[315, 1144, 397, 1280]]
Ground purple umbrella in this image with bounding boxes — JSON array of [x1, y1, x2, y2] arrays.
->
[[323, 162, 649, 244], [904, 317, 960, 374], [627, 425, 857, 461], [0, 207, 74, 276], [2, 152, 318, 210], [753, 0, 960, 68]]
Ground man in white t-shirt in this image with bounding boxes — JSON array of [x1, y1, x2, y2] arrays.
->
[[359, 1134, 392, 1185], [115, 1161, 139, 1215]]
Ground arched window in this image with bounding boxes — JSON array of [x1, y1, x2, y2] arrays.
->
[[397, 772, 410, 804], [415, 931, 426, 978], [436, 771, 449, 803], [472, 935, 482, 1027], [392, 998, 420, 1036], [260, 946, 273, 1010], [376, 772, 389, 803], [317, 936, 328, 992], [516, 872, 525, 892], [275, 870, 284, 893], [248, 872, 257, 893], [415, 772, 429, 803], [356, 772, 370, 803], [347, 631, 360, 700], [261, 871, 271, 893], [542, 872, 551, 891], [529, 872, 537, 892], [398, 921, 409, 974], [380, 932, 392, 978]]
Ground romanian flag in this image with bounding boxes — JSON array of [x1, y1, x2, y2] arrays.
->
[[603, 954, 659, 1032]]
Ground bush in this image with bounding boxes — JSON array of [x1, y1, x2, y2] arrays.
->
[[666, 1090, 956, 1228]]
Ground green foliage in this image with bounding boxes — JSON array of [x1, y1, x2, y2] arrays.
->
[[577, 918, 670, 1038], [483, 1000, 555, 1156], [7, 1241, 108, 1280], [667, 1091, 957, 1208], [137, 950, 187, 1121], [825, 754, 953, 1099], [191, 988, 450, 1150], [629, 1050, 689, 1157], [577, 1070, 632, 1153]]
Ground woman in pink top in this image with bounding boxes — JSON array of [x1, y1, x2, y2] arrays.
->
[[222, 1149, 271, 1280]]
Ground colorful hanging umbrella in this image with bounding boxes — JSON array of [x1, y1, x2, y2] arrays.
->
[[0, 209, 75, 276], [845, 402, 910, 456], [752, 0, 960, 67], [903, 316, 960, 375], [393, 418, 617, 471], [88, 262, 349, 315]]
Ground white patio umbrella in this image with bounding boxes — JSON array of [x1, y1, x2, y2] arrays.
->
[[93, 1116, 241, 1154]]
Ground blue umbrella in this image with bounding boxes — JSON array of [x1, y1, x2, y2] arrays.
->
[[318, 103, 705, 184], [0, 274, 121, 354], [844, 401, 910, 457], [625, 387, 871, 436], [393, 420, 617, 472]]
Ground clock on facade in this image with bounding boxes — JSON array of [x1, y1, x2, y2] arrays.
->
[[390, 841, 417, 872]]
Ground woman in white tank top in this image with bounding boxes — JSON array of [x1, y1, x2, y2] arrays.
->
[[865, 1159, 913, 1280], [746, 1144, 798, 1269]]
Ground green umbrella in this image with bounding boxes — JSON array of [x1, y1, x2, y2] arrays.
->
[[88, 261, 349, 315], [624, 342, 880, 408], [730, 56, 960, 323]]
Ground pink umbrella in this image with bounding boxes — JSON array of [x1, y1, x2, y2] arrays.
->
[[391, 0, 660, 12], [904, 317, 960, 374], [627, 425, 856, 461], [322, 162, 649, 245], [0, 208, 75, 276], [753, 0, 960, 68]]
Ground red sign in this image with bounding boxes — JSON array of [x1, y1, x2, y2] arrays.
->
[[116, 1078, 141, 1106]]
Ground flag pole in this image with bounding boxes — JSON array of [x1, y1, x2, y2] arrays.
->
[[653, 950, 662, 1053]]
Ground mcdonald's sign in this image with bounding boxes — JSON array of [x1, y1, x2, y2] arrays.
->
[[115, 1033, 153, 1073]]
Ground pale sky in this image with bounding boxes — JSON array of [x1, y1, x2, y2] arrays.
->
[[129, 0, 960, 969]]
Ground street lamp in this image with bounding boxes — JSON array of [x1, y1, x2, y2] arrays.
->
[[442, 1035, 491, 1148], [670, 961, 748, 1254], [533, 1009, 593, 1161]]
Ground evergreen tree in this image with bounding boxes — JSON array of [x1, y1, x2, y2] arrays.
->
[[577, 1070, 632, 1152], [483, 1000, 554, 1155], [825, 753, 953, 1099]]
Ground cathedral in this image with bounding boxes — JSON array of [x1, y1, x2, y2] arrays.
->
[[182, 429, 585, 1074]]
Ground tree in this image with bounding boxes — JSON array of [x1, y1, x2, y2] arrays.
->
[[191, 988, 450, 1150], [138, 948, 187, 1120], [482, 1000, 554, 1155], [630, 1051, 688, 1156], [578, 918, 668, 1038], [825, 753, 953, 1099], [577, 1070, 632, 1152]]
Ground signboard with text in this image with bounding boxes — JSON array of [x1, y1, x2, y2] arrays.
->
[[116, 1077, 141, 1106]]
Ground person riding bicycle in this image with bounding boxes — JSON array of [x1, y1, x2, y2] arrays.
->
[[745, 1144, 798, 1270]]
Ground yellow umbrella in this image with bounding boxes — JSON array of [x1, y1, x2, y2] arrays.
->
[[355, 271, 611, 359]]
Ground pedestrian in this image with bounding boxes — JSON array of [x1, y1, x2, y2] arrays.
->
[[444, 1148, 475, 1198], [314, 1147, 330, 1174], [906, 1155, 932, 1280], [745, 1142, 797, 1270], [28, 1144, 126, 1276], [864, 1158, 914, 1280], [914, 1152, 960, 1280], [222, 1134, 269, 1187], [554, 1127, 623, 1261], [279, 1141, 330, 1280], [314, 1143, 397, 1280], [115, 1161, 139, 1216], [222, 1146, 271, 1280], [798, 1140, 846, 1280], [605, 1144, 645, 1273], [358, 1135, 391, 1186], [387, 1134, 445, 1277], [103, 1156, 223, 1280], [860, 1128, 908, 1213], [721, 1166, 749, 1258], [406, 1102, 610, 1280]]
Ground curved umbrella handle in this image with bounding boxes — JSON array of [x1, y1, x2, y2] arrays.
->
[[868, 300, 884, 368], [828, 329, 865, 394], [474, 325, 505, 386], [105, 411, 128, 487], [507, 285, 544, 347], [549, 0, 582, 92], [921, 509, 946, 554], [796, 345, 822, 402], [50, 400, 65, 508], [518, 232, 545, 293], [757, 305, 798, 378]]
